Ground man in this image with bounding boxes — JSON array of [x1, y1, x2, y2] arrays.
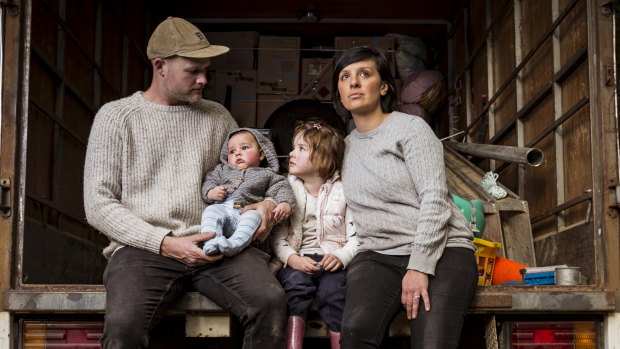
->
[[83, 17, 286, 348]]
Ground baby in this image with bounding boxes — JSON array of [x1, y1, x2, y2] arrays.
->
[[201, 128, 295, 257]]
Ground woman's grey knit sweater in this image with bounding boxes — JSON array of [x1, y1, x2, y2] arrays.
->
[[83, 92, 238, 259], [342, 112, 476, 276]]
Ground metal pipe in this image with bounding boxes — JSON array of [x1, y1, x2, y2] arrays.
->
[[443, 141, 544, 167]]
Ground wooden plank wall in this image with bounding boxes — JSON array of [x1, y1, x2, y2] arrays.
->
[[448, 11, 468, 136], [23, 0, 152, 284], [452, 0, 595, 283]]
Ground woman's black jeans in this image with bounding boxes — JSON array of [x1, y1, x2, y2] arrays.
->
[[341, 247, 478, 349], [101, 246, 287, 349]]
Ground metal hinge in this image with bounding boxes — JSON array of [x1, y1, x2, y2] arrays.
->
[[607, 178, 620, 217], [600, 0, 616, 15], [0, 178, 11, 217], [605, 65, 616, 86], [0, 0, 19, 17]]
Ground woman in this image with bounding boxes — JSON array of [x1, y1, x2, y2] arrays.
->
[[334, 46, 478, 348]]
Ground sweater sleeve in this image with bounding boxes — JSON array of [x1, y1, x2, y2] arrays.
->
[[401, 118, 451, 275], [83, 105, 171, 255], [201, 165, 225, 204], [265, 173, 297, 211], [270, 221, 298, 267], [331, 206, 359, 269]]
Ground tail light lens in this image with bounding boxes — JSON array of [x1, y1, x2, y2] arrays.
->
[[509, 321, 597, 348], [22, 321, 103, 348]]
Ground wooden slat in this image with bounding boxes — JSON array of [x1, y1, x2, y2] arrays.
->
[[5, 288, 613, 313], [534, 222, 595, 283], [500, 207, 536, 266]]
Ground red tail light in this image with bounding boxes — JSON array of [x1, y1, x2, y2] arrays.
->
[[22, 321, 103, 348], [510, 321, 596, 349]]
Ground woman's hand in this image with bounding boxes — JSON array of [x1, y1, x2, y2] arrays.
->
[[287, 254, 321, 274], [401, 269, 430, 320], [318, 254, 343, 272]]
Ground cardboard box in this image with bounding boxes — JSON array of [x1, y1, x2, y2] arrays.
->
[[256, 94, 294, 128], [214, 70, 257, 128], [334, 36, 396, 76], [258, 36, 300, 94], [473, 238, 502, 286], [299, 58, 333, 101], [334, 36, 395, 52], [207, 32, 259, 70]]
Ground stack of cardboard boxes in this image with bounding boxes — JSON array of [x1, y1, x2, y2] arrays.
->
[[203, 32, 395, 128], [256, 36, 301, 128], [204, 31, 259, 128]]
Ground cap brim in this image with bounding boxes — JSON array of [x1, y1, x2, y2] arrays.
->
[[177, 45, 230, 58]]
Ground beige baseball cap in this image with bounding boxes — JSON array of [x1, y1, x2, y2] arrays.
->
[[146, 17, 230, 60]]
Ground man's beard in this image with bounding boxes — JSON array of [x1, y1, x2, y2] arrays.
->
[[165, 85, 203, 104]]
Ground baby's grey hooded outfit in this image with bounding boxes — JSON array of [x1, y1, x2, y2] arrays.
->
[[200, 128, 295, 256]]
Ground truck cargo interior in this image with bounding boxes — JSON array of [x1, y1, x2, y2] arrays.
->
[[1, 0, 618, 348]]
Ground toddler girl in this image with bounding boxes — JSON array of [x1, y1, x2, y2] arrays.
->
[[271, 120, 358, 349]]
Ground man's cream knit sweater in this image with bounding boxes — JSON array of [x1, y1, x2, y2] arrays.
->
[[84, 92, 238, 259]]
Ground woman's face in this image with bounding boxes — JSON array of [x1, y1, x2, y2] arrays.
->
[[337, 59, 387, 116]]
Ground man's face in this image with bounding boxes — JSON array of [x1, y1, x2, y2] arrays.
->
[[162, 56, 211, 104], [227, 132, 265, 170]]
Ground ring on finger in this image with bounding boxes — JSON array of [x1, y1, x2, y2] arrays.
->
[[413, 295, 421, 299]]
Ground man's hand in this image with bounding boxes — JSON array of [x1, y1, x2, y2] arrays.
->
[[401, 269, 431, 320], [160, 232, 223, 267], [273, 202, 292, 223], [240, 200, 276, 243], [207, 186, 228, 201]]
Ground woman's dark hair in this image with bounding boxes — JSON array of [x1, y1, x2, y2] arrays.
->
[[332, 46, 398, 120]]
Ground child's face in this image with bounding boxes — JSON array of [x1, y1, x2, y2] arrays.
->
[[289, 133, 320, 179], [227, 132, 265, 170]]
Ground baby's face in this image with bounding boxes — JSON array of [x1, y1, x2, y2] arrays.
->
[[227, 132, 265, 170]]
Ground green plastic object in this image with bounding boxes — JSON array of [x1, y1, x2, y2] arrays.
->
[[452, 194, 485, 238]]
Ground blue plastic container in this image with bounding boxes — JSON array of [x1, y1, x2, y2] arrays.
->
[[523, 271, 555, 285]]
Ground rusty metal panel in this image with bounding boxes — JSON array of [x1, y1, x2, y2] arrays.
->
[[1, 0, 32, 294], [186, 314, 231, 337], [510, 289, 615, 312], [3, 291, 106, 313], [584, 0, 619, 302], [469, 288, 615, 313], [168, 292, 228, 313], [469, 292, 512, 309]]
